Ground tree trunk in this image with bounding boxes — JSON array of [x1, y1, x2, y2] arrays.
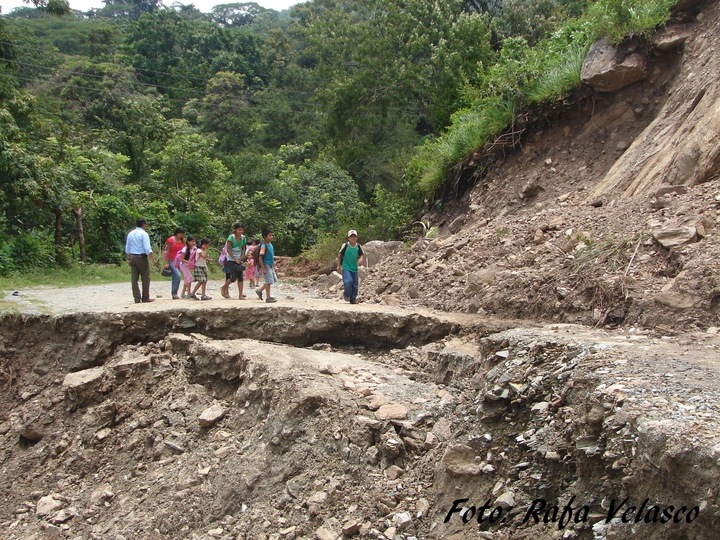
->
[[72, 207, 86, 262], [53, 205, 64, 265]]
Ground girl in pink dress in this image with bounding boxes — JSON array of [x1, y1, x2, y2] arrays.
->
[[174, 236, 197, 298]]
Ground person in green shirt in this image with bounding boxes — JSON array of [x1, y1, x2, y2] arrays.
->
[[337, 229, 365, 304], [221, 223, 247, 299]]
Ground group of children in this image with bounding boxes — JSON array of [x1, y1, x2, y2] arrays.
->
[[172, 236, 213, 300], [164, 225, 363, 305], [166, 224, 278, 303]]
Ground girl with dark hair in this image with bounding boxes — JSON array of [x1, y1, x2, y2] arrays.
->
[[174, 236, 197, 298], [163, 227, 185, 299], [220, 223, 248, 299], [244, 239, 261, 288], [191, 238, 212, 300]]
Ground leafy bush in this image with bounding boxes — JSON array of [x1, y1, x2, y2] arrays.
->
[[0, 241, 15, 275], [494, 0, 562, 46], [10, 230, 55, 270]]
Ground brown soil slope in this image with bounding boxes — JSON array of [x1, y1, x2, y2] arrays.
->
[[362, 0, 720, 333]]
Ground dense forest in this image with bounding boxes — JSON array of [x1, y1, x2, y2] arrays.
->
[[0, 0, 676, 273]]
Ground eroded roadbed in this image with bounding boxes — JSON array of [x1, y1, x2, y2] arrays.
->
[[1, 304, 719, 539]]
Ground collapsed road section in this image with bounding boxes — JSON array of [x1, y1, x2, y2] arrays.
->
[[0, 306, 719, 539]]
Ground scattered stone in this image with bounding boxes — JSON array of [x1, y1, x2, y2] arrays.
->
[[374, 403, 408, 421], [62, 367, 106, 401], [531, 401, 550, 413], [392, 511, 412, 530], [415, 498, 430, 518], [315, 526, 335, 540], [494, 491, 515, 510], [652, 225, 698, 248], [442, 444, 482, 476], [95, 427, 112, 441], [89, 484, 114, 506], [19, 425, 44, 442], [342, 520, 362, 536], [307, 491, 328, 507], [386, 465, 404, 480], [533, 229, 545, 245], [199, 404, 227, 428], [164, 440, 185, 454], [653, 28, 692, 51], [654, 291, 701, 309], [36, 495, 64, 516], [424, 432, 439, 449]]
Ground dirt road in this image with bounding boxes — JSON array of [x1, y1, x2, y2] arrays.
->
[[0, 279, 373, 316]]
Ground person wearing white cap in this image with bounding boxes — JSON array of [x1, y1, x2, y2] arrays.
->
[[337, 230, 365, 304]]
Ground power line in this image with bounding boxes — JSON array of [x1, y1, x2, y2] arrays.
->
[[0, 66, 421, 117], [0, 56, 331, 108]]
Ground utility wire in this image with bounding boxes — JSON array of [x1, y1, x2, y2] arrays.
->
[[0, 38, 322, 97]]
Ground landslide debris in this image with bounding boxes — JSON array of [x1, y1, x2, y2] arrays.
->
[[1, 309, 719, 540], [339, 0, 720, 332]]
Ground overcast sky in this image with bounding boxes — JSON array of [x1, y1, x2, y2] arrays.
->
[[1, 0, 300, 14]]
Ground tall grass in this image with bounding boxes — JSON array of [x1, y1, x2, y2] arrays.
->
[[588, 0, 677, 44], [414, 97, 516, 197], [409, 0, 676, 199], [526, 40, 590, 104]]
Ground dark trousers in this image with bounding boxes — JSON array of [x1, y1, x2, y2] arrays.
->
[[129, 255, 151, 301]]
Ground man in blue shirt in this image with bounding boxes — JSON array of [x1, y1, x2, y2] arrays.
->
[[125, 218, 156, 303]]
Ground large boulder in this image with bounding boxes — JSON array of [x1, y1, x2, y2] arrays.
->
[[581, 38, 648, 93], [587, 34, 720, 200]]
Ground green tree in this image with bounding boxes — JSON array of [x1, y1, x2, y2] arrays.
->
[[151, 126, 231, 214], [295, 0, 494, 194]]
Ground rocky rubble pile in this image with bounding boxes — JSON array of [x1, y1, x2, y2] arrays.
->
[[348, 179, 720, 331], [2, 309, 720, 540], [310, 0, 720, 332]]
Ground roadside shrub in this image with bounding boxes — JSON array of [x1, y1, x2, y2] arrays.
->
[[11, 230, 55, 269], [0, 241, 15, 275]]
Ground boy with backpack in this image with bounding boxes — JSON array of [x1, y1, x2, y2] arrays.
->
[[254, 228, 278, 303], [337, 229, 365, 304]]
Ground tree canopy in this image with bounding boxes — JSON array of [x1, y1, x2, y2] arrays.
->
[[0, 0, 676, 273]]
